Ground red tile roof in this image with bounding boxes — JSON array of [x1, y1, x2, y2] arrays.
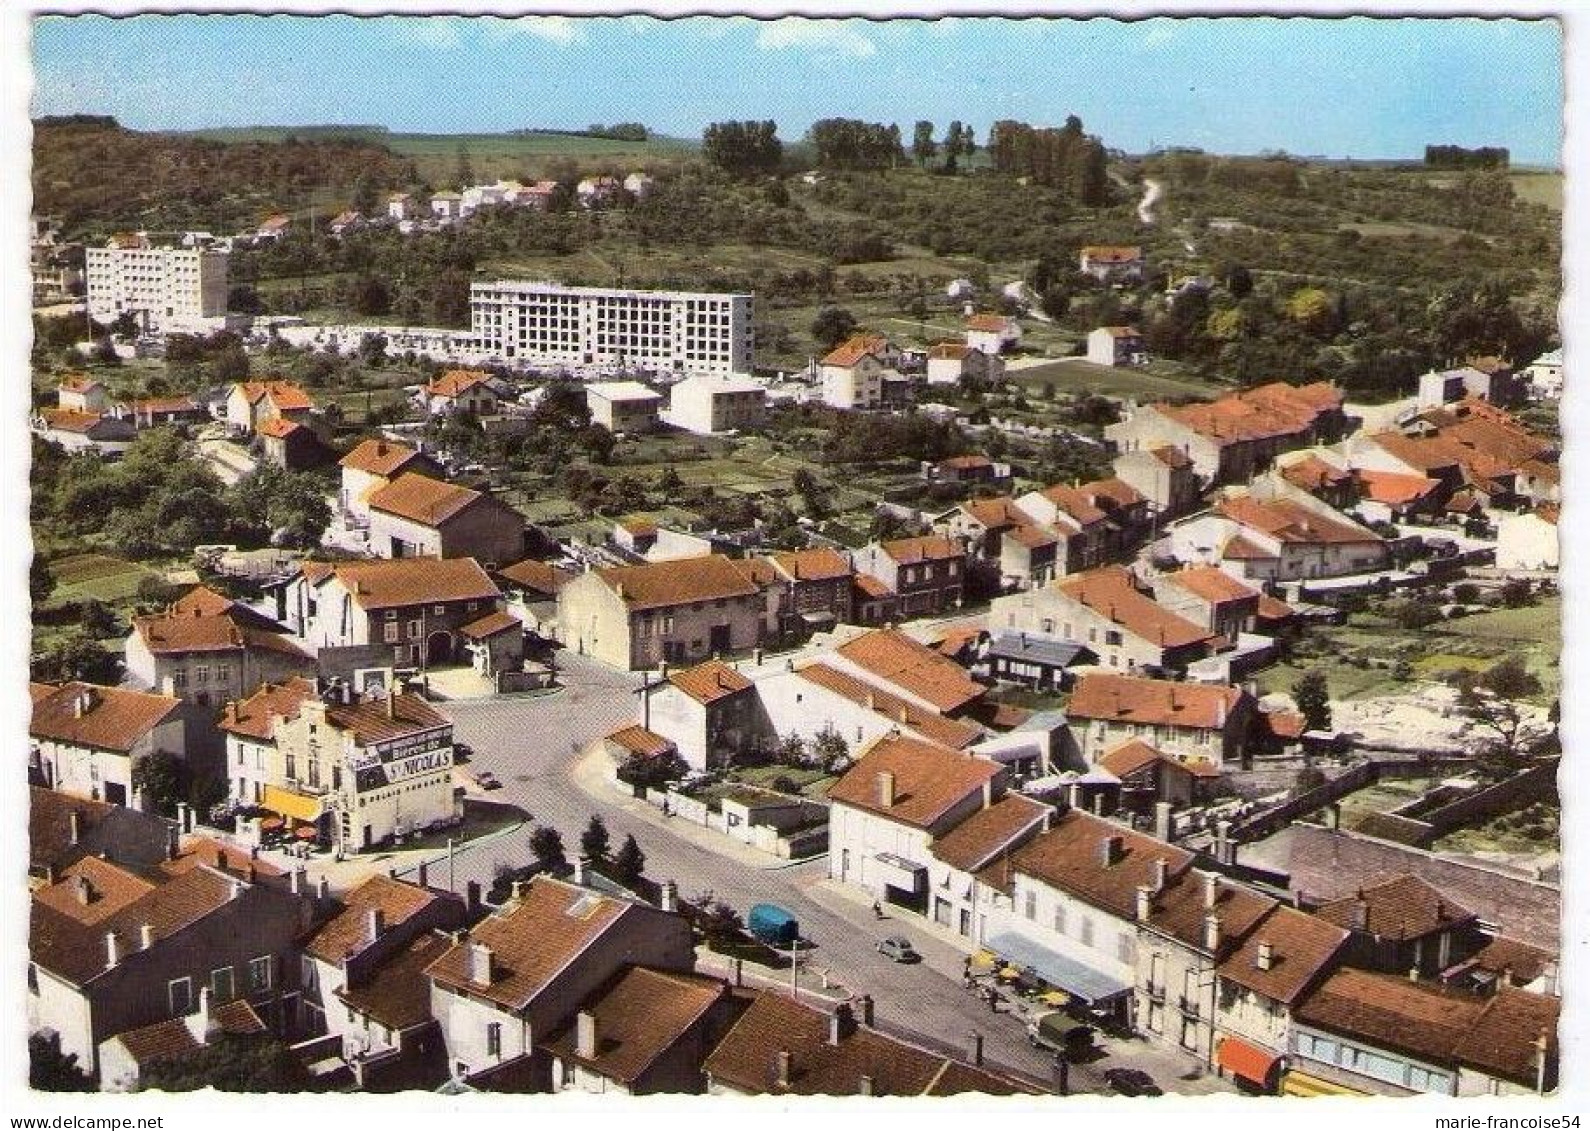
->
[[1152, 445, 1193, 469], [930, 794, 1051, 873], [1218, 495, 1380, 546], [1144, 867, 1275, 953], [367, 472, 498, 527], [256, 417, 305, 440], [216, 677, 321, 741], [604, 724, 676, 758], [1216, 904, 1349, 1004], [1097, 739, 1162, 779], [879, 534, 965, 565], [337, 931, 453, 1031], [237, 380, 313, 411], [1067, 672, 1244, 730], [827, 734, 1000, 831], [769, 547, 852, 583], [325, 693, 449, 746], [310, 556, 501, 611], [702, 989, 1037, 1096], [1081, 245, 1144, 263], [595, 554, 762, 611], [30, 682, 183, 753], [1011, 809, 1193, 921], [797, 663, 983, 750], [1282, 454, 1354, 491], [58, 375, 104, 394], [113, 1000, 266, 1068], [1156, 382, 1342, 446], [38, 408, 111, 434], [1256, 594, 1297, 622], [965, 314, 1013, 333], [426, 370, 497, 399], [1356, 469, 1442, 506], [1162, 566, 1258, 605], [835, 628, 984, 713], [339, 438, 433, 477], [1315, 874, 1477, 940], [820, 334, 890, 368], [542, 967, 730, 1085], [497, 558, 575, 595], [959, 496, 1035, 531], [667, 659, 753, 706], [459, 610, 520, 640], [302, 875, 450, 963], [1056, 566, 1215, 650], [133, 611, 312, 660]]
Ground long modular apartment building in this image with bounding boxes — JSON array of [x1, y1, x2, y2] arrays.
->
[[470, 281, 753, 374]]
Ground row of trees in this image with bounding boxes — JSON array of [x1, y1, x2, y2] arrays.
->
[[986, 116, 1110, 205], [911, 120, 978, 172], [1425, 144, 1510, 170], [808, 118, 905, 171], [701, 119, 784, 179]]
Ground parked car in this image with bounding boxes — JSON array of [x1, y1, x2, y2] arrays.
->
[[453, 742, 474, 763], [1025, 1010, 1094, 1055], [1103, 1067, 1161, 1096], [471, 770, 501, 791], [876, 936, 921, 963]]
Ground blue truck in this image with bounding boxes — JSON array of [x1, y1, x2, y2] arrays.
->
[[747, 903, 800, 948]]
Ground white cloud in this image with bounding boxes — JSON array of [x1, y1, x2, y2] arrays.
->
[[386, 18, 463, 50], [756, 18, 876, 61], [482, 16, 584, 47]]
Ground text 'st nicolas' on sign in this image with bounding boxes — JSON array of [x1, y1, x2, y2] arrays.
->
[[356, 730, 453, 789]]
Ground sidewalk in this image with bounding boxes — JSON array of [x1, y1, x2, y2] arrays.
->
[[566, 743, 817, 873]]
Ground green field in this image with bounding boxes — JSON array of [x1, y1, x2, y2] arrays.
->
[[1005, 358, 1221, 401], [45, 552, 158, 605]]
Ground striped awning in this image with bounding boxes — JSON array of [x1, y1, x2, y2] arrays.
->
[[262, 784, 323, 823], [1280, 1069, 1370, 1097]]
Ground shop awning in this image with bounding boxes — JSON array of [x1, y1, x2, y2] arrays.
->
[[1216, 1036, 1281, 1085], [262, 784, 323, 823], [872, 852, 926, 892], [983, 932, 1130, 1004], [1280, 1070, 1369, 1098]]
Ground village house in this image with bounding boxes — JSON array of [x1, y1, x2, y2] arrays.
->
[[28, 847, 321, 1077], [429, 192, 463, 221], [1064, 671, 1253, 772], [763, 547, 855, 633], [1167, 493, 1389, 584], [702, 991, 1038, 1097], [927, 454, 1010, 487], [851, 535, 967, 618], [1106, 382, 1350, 488], [30, 682, 187, 811], [1014, 478, 1152, 571], [280, 556, 508, 670], [1078, 245, 1146, 283], [419, 369, 508, 416], [1087, 326, 1148, 367], [296, 874, 467, 1085], [827, 733, 1006, 917], [225, 379, 316, 435], [256, 416, 328, 471], [623, 172, 656, 199], [586, 381, 664, 433], [57, 374, 109, 414], [327, 210, 364, 237], [338, 438, 446, 523], [636, 659, 759, 771], [990, 565, 1221, 675], [1097, 739, 1221, 811], [1112, 445, 1202, 522], [98, 993, 269, 1092], [661, 372, 767, 435], [1134, 864, 1276, 1067], [108, 394, 208, 430], [964, 313, 1021, 355], [1290, 969, 1557, 1096], [925, 792, 1053, 944], [981, 632, 1094, 692], [254, 214, 292, 243], [1210, 903, 1350, 1094], [31, 407, 137, 456], [819, 334, 899, 410], [934, 495, 1056, 589], [125, 585, 316, 710], [1151, 566, 1262, 642], [1523, 347, 1562, 401], [423, 876, 697, 1087], [1314, 874, 1480, 979], [543, 966, 738, 1095], [220, 679, 458, 852], [387, 193, 414, 222], [924, 341, 1004, 387], [557, 554, 768, 671], [27, 787, 176, 889], [577, 176, 622, 208], [364, 472, 525, 566]]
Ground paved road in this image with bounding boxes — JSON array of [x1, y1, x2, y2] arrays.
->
[[430, 653, 1228, 1095]]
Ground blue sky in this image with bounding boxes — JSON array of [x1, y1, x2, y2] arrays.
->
[[31, 14, 1564, 164]]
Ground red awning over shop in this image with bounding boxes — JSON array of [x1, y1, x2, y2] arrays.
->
[[1217, 1036, 1281, 1085]]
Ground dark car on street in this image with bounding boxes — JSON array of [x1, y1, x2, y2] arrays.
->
[[1103, 1068, 1161, 1096]]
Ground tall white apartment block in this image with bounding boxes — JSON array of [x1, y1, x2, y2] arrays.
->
[[85, 238, 229, 333], [470, 281, 754, 374]]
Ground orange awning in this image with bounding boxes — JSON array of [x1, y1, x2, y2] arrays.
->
[[1217, 1036, 1281, 1085], [262, 784, 323, 823]]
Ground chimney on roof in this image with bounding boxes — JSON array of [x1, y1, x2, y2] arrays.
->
[[866, 691, 877, 711], [317, 874, 331, 900], [1201, 870, 1220, 909], [858, 1074, 875, 1096], [1204, 914, 1222, 953], [876, 770, 896, 809], [1544, 960, 1560, 997], [576, 1010, 599, 1059], [1351, 899, 1368, 932], [417, 860, 429, 889], [1154, 801, 1173, 842], [290, 867, 304, 895], [386, 687, 396, 719], [468, 942, 495, 987], [75, 875, 93, 906], [574, 855, 591, 886], [1136, 885, 1153, 922], [858, 994, 875, 1028], [1100, 834, 1124, 867], [104, 931, 121, 969], [967, 1031, 984, 1067], [1152, 857, 1169, 893], [1256, 940, 1274, 971], [1408, 965, 1420, 983], [367, 907, 385, 942], [660, 880, 678, 914], [829, 1001, 855, 1045], [898, 706, 910, 724], [1067, 782, 1082, 811], [775, 1050, 794, 1089], [215, 845, 228, 870]]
